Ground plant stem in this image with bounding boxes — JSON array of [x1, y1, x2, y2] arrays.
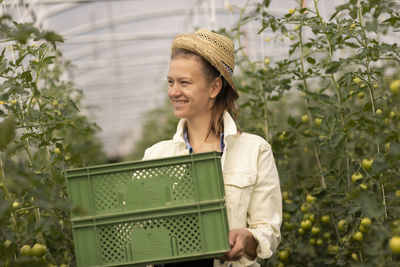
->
[[0, 154, 18, 232], [359, 249, 364, 263], [330, 215, 341, 244], [357, 0, 367, 47], [381, 184, 388, 219], [236, 0, 254, 70], [357, 0, 380, 154], [299, 0, 326, 189], [313, 0, 350, 191], [262, 92, 269, 142], [0, 153, 11, 199]]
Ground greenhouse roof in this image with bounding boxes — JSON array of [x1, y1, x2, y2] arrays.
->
[[2, 0, 346, 158]]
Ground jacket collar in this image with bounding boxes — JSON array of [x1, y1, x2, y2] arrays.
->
[[172, 110, 238, 144]]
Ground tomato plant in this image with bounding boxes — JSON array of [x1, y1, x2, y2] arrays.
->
[[231, 0, 400, 266], [0, 15, 105, 266]]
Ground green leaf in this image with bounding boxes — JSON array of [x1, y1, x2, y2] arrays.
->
[[0, 116, 15, 151], [68, 100, 80, 112], [42, 31, 64, 49], [383, 16, 400, 26], [388, 142, 400, 157], [344, 42, 360, 48], [325, 61, 340, 74], [372, 154, 388, 172], [359, 192, 384, 220], [287, 116, 297, 127], [21, 71, 32, 83], [306, 57, 316, 64]]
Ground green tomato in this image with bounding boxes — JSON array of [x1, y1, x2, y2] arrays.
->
[[390, 79, 400, 94], [278, 250, 289, 261], [306, 194, 316, 203], [327, 244, 339, 253], [311, 226, 320, 235], [282, 191, 289, 200], [298, 228, 305, 235], [20, 245, 32, 256], [360, 183, 368, 190], [323, 232, 331, 240], [352, 172, 363, 182], [314, 118, 322, 126], [361, 217, 372, 226], [338, 219, 347, 232], [352, 231, 363, 241], [321, 215, 330, 224], [301, 220, 312, 230], [301, 203, 310, 213], [351, 252, 359, 261], [4, 240, 11, 248], [12, 201, 20, 209], [389, 236, 400, 254], [353, 77, 361, 84], [283, 212, 291, 221], [359, 225, 368, 233], [31, 244, 47, 257], [301, 114, 309, 123], [308, 213, 316, 223], [362, 158, 373, 170]]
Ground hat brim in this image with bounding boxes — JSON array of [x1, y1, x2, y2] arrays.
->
[[171, 34, 238, 98]]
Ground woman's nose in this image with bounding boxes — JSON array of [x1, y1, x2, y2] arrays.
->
[[168, 84, 181, 97]]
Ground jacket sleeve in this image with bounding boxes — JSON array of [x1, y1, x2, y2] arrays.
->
[[240, 142, 282, 265]]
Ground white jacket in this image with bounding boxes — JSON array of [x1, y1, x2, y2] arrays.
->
[[143, 111, 282, 267]]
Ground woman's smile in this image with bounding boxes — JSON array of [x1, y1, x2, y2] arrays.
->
[[171, 99, 189, 109]]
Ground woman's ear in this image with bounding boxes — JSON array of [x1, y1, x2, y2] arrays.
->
[[209, 77, 223, 99]]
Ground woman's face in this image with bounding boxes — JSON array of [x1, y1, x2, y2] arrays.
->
[[167, 55, 219, 120]]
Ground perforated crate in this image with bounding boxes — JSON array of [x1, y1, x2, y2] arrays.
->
[[65, 152, 230, 267]]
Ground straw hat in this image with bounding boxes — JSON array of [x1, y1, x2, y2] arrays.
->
[[171, 29, 238, 98]]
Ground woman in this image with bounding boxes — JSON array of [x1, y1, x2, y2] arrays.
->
[[143, 29, 282, 267]]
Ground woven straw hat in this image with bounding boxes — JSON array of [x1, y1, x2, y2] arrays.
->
[[171, 29, 238, 98]]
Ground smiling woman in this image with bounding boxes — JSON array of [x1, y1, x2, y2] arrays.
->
[[143, 29, 282, 267]]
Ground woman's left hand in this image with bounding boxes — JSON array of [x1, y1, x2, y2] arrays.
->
[[220, 228, 257, 261]]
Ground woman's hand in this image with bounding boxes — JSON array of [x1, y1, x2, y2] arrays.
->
[[220, 228, 258, 261]]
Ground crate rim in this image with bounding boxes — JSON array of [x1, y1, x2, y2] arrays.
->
[[64, 151, 222, 177]]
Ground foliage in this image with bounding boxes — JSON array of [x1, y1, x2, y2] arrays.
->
[[0, 15, 106, 266], [231, 0, 400, 266]]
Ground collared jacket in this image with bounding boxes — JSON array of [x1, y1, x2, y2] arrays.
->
[[143, 111, 282, 267]]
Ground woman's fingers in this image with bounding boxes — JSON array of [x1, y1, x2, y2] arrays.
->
[[223, 229, 246, 260]]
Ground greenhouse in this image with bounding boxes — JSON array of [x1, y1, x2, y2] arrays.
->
[[0, 0, 399, 266]]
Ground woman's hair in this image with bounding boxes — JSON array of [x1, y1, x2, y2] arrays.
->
[[171, 49, 237, 138]]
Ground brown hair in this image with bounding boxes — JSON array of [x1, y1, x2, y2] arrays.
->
[[171, 49, 238, 138]]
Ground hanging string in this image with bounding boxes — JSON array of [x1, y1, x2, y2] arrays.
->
[[210, 0, 216, 29], [260, 5, 265, 65], [2, 0, 16, 64], [16, 0, 22, 23]]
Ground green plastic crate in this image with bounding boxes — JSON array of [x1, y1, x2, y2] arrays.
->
[[65, 152, 230, 267]]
